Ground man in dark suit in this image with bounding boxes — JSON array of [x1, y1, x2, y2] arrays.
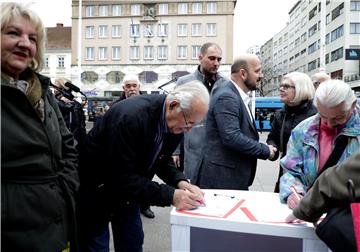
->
[[198, 54, 277, 190], [78, 80, 209, 252], [113, 74, 155, 219]]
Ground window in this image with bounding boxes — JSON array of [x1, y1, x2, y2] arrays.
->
[[112, 25, 121, 37], [192, 2, 202, 14], [192, 23, 201, 36], [158, 23, 168, 37], [330, 25, 344, 42], [112, 47, 121, 60], [331, 47, 343, 62], [85, 6, 95, 17], [131, 4, 141, 15], [85, 26, 94, 38], [192, 45, 201, 59], [326, 14, 330, 24], [325, 53, 329, 64], [332, 2, 344, 21], [112, 5, 121, 16], [325, 33, 330, 44], [144, 24, 154, 37], [207, 2, 217, 14], [130, 24, 140, 37], [99, 47, 108, 60], [144, 46, 154, 59], [99, 5, 108, 16], [350, 23, 360, 34], [177, 24, 187, 36], [300, 32, 306, 43], [308, 40, 319, 54], [308, 59, 317, 71], [158, 3, 168, 15], [177, 46, 187, 59], [86, 47, 94, 60], [158, 46, 168, 59], [308, 24, 317, 37], [351, 1, 360, 10], [99, 25, 108, 38], [309, 6, 317, 20], [57, 56, 65, 68], [206, 23, 216, 36], [130, 46, 140, 59], [178, 3, 188, 14]]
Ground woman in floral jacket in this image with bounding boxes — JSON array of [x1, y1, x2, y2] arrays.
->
[[279, 79, 360, 209]]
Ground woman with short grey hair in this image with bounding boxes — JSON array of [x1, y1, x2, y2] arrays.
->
[[267, 72, 317, 192]]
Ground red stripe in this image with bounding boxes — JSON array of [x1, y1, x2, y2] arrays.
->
[[177, 199, 245, 219], [240, 207, 258, 221]]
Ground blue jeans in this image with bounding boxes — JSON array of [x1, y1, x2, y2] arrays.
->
[[79, 201, 144, 252]]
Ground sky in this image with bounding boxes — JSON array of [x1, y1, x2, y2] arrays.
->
[[5, 0, 298, 55]]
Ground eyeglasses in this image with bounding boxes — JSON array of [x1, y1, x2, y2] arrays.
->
[[181, 107, 192, 129], [180, 107, 203, 129], [279, 84, 295, 90]]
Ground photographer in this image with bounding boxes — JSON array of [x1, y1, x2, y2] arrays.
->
[[53, 78, 86, 152]]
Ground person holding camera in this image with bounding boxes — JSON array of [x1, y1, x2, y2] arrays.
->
[[53, 78, 86, 152]]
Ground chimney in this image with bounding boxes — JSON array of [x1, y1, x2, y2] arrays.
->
[[56, 23, 64, 27]]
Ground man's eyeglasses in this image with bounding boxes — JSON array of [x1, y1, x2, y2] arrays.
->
[[180, 107, 203, 129], [181, 107, 192, 129], [279, 84, 295, 90]]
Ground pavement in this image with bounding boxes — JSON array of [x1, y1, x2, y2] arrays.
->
[[106, 132, 280, 252]]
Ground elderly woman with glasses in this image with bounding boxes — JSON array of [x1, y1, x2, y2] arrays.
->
[[279, 79, 360, 210], [266, 72, 317, 192], [1, 3, 78, 252]]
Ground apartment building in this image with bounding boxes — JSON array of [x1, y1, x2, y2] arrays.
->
[[260, 0, 360, 96], [41, 23, 72, 82], [71, 0, 236, 96]]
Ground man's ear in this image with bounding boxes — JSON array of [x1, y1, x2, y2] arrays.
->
[[169, 100, 179, 110], [239, 69, 248, 79]]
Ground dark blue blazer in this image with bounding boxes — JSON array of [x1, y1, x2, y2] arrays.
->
[[198, 81, 270, 190], [80, 94, 186, 207]]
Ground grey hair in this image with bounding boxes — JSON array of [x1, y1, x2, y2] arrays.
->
[[283, 72, 315, 105], [167, 80, 209, 111], [314, 79, 356, 111], [122, 74, 140, 85]]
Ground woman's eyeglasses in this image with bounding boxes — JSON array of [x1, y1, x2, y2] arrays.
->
[[279, 84, 295, 90]]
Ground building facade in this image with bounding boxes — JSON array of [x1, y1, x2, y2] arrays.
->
[[41, 23, 72, 82], [70, 0, 236, 96], [260, 0, 360, 96]]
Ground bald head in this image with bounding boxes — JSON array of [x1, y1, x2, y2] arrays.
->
[[231, 54, 263, 92], [311, 72, 330, 89]]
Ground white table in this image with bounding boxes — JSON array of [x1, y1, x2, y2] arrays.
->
[[171, 190, 328, 252]]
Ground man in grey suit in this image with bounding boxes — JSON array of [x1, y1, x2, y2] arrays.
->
[[173, 42, 227, 185], [198, 54, 277, 190]]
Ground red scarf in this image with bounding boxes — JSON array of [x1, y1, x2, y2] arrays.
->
[[318, 121, 338, 171]]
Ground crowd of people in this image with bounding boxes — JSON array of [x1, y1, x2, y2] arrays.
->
[[1, 2, 359, 252]]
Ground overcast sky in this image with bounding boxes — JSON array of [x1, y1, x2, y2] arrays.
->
[[5, 0, 298, 56]]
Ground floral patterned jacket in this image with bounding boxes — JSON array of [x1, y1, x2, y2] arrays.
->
[[279, 108, 360, 203]]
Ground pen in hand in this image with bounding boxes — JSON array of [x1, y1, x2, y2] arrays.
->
[[290, 186, 301, 201]]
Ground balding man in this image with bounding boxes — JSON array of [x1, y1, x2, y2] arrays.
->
[[311, 72, 330, 89], [198, 54, 276, 190]]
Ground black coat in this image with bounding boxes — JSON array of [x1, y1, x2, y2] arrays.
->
[[1, 72, 79, 252], [80, 94, 187, 208], [267, 99, 317, 160]]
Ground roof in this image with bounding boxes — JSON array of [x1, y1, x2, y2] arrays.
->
[[45, 24, 71, 49]]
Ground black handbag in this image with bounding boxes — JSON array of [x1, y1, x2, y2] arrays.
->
[[315, 204, 356, 252]]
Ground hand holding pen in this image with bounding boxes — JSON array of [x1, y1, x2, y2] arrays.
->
[[287, 186, 303, 210]]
